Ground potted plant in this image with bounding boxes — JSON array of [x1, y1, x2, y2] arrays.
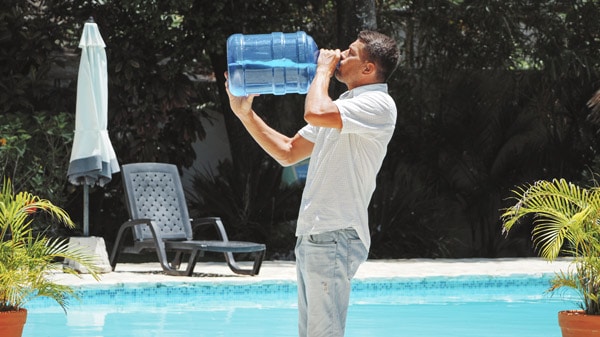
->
[[0, 178, 100, 337], [501, 178, 600, 337]]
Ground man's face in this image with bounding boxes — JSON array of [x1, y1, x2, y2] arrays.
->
[[335, 39, 368, 85]]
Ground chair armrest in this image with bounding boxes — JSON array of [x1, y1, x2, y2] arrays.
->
[[124, 218, 154, 226], [123, 218, 168, 242], [110, 218, 167, 269], [191, 217, 230, 242]]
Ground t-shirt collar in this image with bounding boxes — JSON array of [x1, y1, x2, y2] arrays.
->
[[339, 83, 389, 99]]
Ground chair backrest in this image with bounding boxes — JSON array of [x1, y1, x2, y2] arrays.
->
[[121, 162, 193, 241]]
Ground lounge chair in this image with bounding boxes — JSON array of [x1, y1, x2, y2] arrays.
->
[[109, 162, 266, 276]]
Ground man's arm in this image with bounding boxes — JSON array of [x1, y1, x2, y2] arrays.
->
[[304, 49, 343, 129], [225, 73, 314, 166]]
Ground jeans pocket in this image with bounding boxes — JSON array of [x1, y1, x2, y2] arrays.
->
[[305, 234, 337, 271], [307, 231, 337, 245]]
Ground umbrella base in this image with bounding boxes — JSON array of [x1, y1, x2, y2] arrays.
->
[[64, 236, 112, 273]]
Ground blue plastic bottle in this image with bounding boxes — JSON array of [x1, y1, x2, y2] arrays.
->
[[227, 31, 319, 96]]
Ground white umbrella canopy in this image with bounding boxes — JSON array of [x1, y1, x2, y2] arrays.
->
[[67, 18, 119, 235]]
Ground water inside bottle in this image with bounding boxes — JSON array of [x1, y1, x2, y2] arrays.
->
[[229, 59, 317, 69], [228, 59, 317, 96]]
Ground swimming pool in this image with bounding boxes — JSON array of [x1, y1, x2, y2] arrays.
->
[[23, 274, 578, 337]]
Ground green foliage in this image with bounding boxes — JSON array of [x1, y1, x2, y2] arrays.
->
[[501, 178, 600, 314], [2, 0, 600, 259], [0, 178, 99, 312], [0, 1, 79, 234], [372, 0, 600, 257], [186, 159, 303, 259], [0, 1, 69, 116], [369, 149, 457, 258], [0, 112, 74, 212], [48, 1, 214, 168]]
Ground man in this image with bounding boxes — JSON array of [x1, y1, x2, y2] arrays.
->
[[226, 30, 399, 337]]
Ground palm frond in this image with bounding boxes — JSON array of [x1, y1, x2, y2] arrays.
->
[[502, 178, 600, 314], [0, 177, 100, 311]]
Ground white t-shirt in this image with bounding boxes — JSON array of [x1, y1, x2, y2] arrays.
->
[[296, 83, 397, 250]]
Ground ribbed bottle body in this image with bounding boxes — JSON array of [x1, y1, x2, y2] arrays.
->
[[227, 31, 319, 96]]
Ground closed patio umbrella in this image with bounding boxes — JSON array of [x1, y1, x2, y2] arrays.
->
[[67, 18, 119, 236]]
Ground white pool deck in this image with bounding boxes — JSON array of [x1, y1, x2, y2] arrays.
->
[[54, 257, 574, 286]]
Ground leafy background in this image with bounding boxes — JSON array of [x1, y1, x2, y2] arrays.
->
[[1, 0, 600, 259]]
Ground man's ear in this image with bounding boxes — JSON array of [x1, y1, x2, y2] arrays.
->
[[363, 62, 376, 75]]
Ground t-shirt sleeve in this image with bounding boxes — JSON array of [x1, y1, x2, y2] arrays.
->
[[334, 91, 397, 135], [298, 124, 318, 143]]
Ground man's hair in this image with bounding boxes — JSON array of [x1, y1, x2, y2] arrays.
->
[[358, 30, 400, 82]]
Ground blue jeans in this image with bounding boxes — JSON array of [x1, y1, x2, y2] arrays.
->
[[295, 228, 369, 337]]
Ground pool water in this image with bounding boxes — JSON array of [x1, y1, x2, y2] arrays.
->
[[23, 275, 578, 337]]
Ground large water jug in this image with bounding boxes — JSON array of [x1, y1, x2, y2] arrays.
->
[[227, 31, 319, 96]]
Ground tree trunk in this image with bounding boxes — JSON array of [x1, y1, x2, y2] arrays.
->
[[336, 0, 377, 47]]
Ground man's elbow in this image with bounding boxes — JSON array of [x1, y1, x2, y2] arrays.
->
[[274, 149, 307, 167], [277, 159, 295, 167], [304, 110, 342, 129], [304, 106, 328, 124], [303, 110, 318, 125], [276, 153, 298, 167]]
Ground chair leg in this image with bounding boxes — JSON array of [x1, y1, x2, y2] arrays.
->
[[224, 250, 265, 276], [183, 250, 201, 276], [110, 220, 198, 276], [110, 222, 137, 270], [252, 250, 266, 275], [196, 217, 266, 276], [153, 245, 194, 276], [171, 252, 184, 269], [140, 221, 189, 276]]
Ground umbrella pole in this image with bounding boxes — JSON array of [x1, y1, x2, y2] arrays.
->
[[83, 184, 90, 236]]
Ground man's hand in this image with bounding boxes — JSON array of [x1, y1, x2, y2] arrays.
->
[[224, 72, 258, 120], [316, 48, 341, 78]]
